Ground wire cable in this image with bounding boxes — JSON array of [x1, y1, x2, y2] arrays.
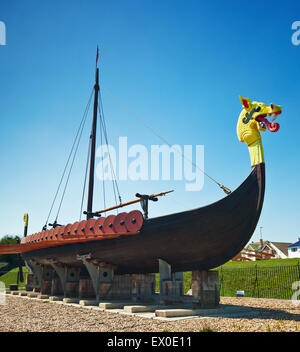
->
[[44, 88, 94, 228], [101, 87, 231, 195]]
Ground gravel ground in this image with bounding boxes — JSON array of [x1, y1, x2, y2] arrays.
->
[[0, 295, 299, 332]]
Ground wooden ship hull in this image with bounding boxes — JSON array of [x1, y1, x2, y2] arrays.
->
[[20, 162, 265, 274]]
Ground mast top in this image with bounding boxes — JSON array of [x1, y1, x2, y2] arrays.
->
[[86, 48, 100, 220]]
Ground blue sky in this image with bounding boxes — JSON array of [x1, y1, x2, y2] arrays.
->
[[0, 0, 299, 244]]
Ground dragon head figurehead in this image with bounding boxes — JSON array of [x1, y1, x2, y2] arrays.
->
[[237, 96, 282, 166]]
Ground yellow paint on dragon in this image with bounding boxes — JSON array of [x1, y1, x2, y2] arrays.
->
[[237, 96, 282, 166]]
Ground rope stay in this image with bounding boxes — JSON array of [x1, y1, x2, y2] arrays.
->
[[44, 88, 94, 229], [98, 89, 123, 211], [101, 86, 232, 195], [79, 136, 91, 221], [44, 59, 231, 230]]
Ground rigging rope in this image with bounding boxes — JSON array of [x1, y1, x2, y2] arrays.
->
[[79, 137, 91, 221], [98, 90, 123, 209], [101, 87, 232, 195], [54, 94, 92, 222], [44, 88, 94, 228]]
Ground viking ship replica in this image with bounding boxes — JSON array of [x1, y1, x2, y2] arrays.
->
[[0, 51, 282, 304]]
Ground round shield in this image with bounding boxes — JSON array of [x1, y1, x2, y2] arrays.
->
[[125, 210, 144, 232], [113, 212, 128, 233], [57, 226, 65, 240], [53, 227, 60, 240], [77, 220, 87, 235], [85, 218, 96, 235], [41, 230, 47, 241], [64, 223, 73, 236], [36, 232, 41, 242], [48, 229, 54, 240], [31, 233, 36, 243], [70, 222, 79, 236], [103, 215, 116, 234], [94, 217, 105, 235]]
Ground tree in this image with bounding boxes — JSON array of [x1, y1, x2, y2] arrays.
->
[[0, 235, 22, 270]]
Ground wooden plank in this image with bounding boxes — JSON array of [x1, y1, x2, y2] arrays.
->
[[0, 231, 138, 254]]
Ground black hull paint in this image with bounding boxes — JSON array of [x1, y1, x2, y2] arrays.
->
[[22, 163, 265, 274]]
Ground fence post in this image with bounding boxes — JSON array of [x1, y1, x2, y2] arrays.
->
[[252, 265, 259, 298], [220, 267, 223, 296]]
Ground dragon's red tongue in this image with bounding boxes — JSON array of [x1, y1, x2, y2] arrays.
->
[[257, 116, 280, 132]]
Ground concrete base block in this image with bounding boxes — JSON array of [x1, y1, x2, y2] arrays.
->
[[49, 296, 63, 301], [37, 294, 49, 299], [11, 291, 19, 295], [27, 292, 39, 298], [155, 308, 199, 318], [123, 305, 159, 313], [79, 299, 99, 306], [63, 297, 80, 304], [19, 291, 28, 296], [99, 301, 130, 310]]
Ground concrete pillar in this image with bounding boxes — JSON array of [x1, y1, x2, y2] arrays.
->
[[26, 262, 43, 291], [51, 274, 63, 296], [192, 270, 219, 308], [51, 264, 80, 298], [79, 278, 96, 299], [41, 266, 54, 294], [106, 274, 132, 300], [132, 274, 155, 302], [159, 259, 184, 303], [77, 255, 133, 301], [25, 273, 40, 292], [78, 256, 116, 301]]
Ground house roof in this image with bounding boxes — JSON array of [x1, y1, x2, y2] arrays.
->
[[268, 242, 292, 256], [247, 241, 292, 257], [288, 239, 300, 248], [247, 241, 268, 251]]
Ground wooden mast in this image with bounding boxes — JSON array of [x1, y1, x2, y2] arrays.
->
[[86, 49, 100, 220]]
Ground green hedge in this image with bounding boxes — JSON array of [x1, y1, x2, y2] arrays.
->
[[0, 267, 29, 289]]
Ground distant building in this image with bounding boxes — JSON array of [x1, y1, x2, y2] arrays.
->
[[287, 238, 300, 258], [262, 241, 292, 259], [233, 240, 293, 261]]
